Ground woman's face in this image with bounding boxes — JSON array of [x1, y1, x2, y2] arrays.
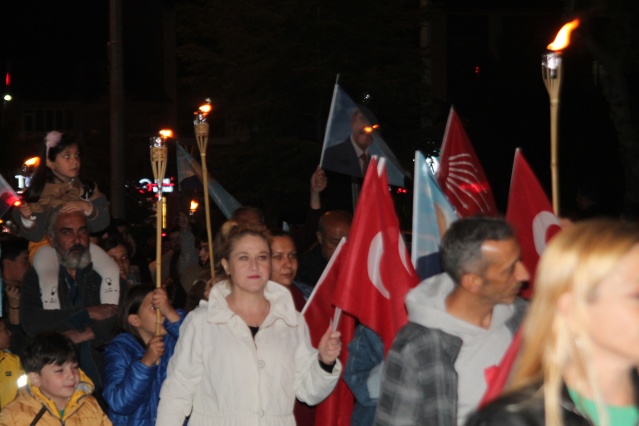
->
[[585, 245, 639, 367], [222, 234, 271, 295], [270, 236, 298, 287]]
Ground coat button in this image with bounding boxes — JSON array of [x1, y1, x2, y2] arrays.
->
[[258, 409, 264, 417], [257, 360, 265, 368]]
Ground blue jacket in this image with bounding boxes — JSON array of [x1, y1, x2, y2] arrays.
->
[[344, 325, 385, 426], [103, 310, 185, 425]]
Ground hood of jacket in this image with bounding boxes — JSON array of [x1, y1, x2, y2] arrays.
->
[[405, 272, 519, 338]]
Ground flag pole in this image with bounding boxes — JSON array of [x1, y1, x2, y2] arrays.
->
[[193, 100, 216, 282], [150, 130, 171, 336]]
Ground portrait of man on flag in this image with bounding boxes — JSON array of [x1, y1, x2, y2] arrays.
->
[[319, 82, 407, 188]]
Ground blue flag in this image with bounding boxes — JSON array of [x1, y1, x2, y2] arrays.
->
[[319, 83, 408, 187], [411, 151, 458, 280], [176, 144, 241, 220]]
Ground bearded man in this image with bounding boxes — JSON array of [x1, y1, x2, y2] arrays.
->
[[21, 209, 122, 404]]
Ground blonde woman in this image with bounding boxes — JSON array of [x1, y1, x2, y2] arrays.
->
[[466, 219, 639, 426]]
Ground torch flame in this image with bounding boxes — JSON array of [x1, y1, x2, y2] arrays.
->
[[159, 129, 173, 139], [548, 19, 580, 51], [24, 157, 40, 167], [199, 103, 212, 116], [190, 200, 199, 211]]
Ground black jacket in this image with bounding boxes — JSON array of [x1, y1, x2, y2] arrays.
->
[[466, 371, 639, 426]]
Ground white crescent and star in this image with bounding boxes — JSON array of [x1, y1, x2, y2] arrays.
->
[[367, 231, 412, 300]]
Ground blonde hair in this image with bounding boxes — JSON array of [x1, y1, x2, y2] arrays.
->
[[507, 219, 639, 426]]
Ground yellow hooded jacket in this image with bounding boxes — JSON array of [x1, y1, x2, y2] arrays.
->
[[0, 370, 111, 425], [0, 351, 23, 409]]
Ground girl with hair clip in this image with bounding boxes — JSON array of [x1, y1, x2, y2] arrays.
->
[[14, 131, 120, 308], [467, 219, 639, 426], [102, 283, 184, 425]]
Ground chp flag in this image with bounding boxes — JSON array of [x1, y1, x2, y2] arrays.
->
[[436, 107, 498, 217]]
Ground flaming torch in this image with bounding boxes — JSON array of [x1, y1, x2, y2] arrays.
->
[[150, 129, 172, 335], [541, 19, 580, 215], [189, 199, 199, 216], [193, 99, 215, 281]]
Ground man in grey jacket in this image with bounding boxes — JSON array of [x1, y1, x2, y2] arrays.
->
[[374, 216, 529, 426]]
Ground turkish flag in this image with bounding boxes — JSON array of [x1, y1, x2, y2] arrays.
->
[[437, 107, 498, 217], [302, 241, 356, 426], [332, 157, 419, 353], [480, 150, 562, 406], [480, 327, 523, 407], [505, 149, 562, 299]]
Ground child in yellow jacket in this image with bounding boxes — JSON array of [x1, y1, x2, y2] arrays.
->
[[0, 332, 110, 425], [0, 318, 23, 409]]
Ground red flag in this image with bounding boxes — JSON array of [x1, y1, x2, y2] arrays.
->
[[480, 150, 563, 406], [436, 107, 498, 217], [332, 157, 419, 353], [302, 241, 356, 426], [505, 149, 562, 299], [480, 328, 523, 407]]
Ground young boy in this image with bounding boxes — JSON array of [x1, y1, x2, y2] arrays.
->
[[0, 318, 23, 409], [0, 332, 111, 425]]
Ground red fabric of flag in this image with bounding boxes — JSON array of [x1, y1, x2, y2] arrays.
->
[[480, 150, 563, 406], [302, 242, 356, 426], [332, 157, 419, 354], [480, 327, 523, 407], [505, 149, 562, 299], [437, 107, 498, 217]]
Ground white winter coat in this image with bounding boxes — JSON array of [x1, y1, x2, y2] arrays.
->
[[156, 280, 341, 426]]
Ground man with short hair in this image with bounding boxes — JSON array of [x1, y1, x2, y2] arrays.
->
[[231, 206, 265, 227], [296, 210, 352, 297], [20, 210, 121, 402], [375, 216, 529, 426]]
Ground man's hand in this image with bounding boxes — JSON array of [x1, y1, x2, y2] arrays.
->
[[87, 304, 118, 321], [310, 166, 327, 210], [311, 166, 327, 194]]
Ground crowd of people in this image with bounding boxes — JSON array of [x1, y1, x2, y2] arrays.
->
[[0, 129, 638, 426]]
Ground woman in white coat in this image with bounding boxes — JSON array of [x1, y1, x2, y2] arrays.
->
[[156, 225, 342, 426]]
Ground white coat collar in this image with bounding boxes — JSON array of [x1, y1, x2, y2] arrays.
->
[[207, 280, 299, 328]]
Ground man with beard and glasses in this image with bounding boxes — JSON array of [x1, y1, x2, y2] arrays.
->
[[20, 209, 123, 408]]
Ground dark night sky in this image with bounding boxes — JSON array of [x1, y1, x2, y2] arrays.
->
[[0, 0, 626, 217]]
